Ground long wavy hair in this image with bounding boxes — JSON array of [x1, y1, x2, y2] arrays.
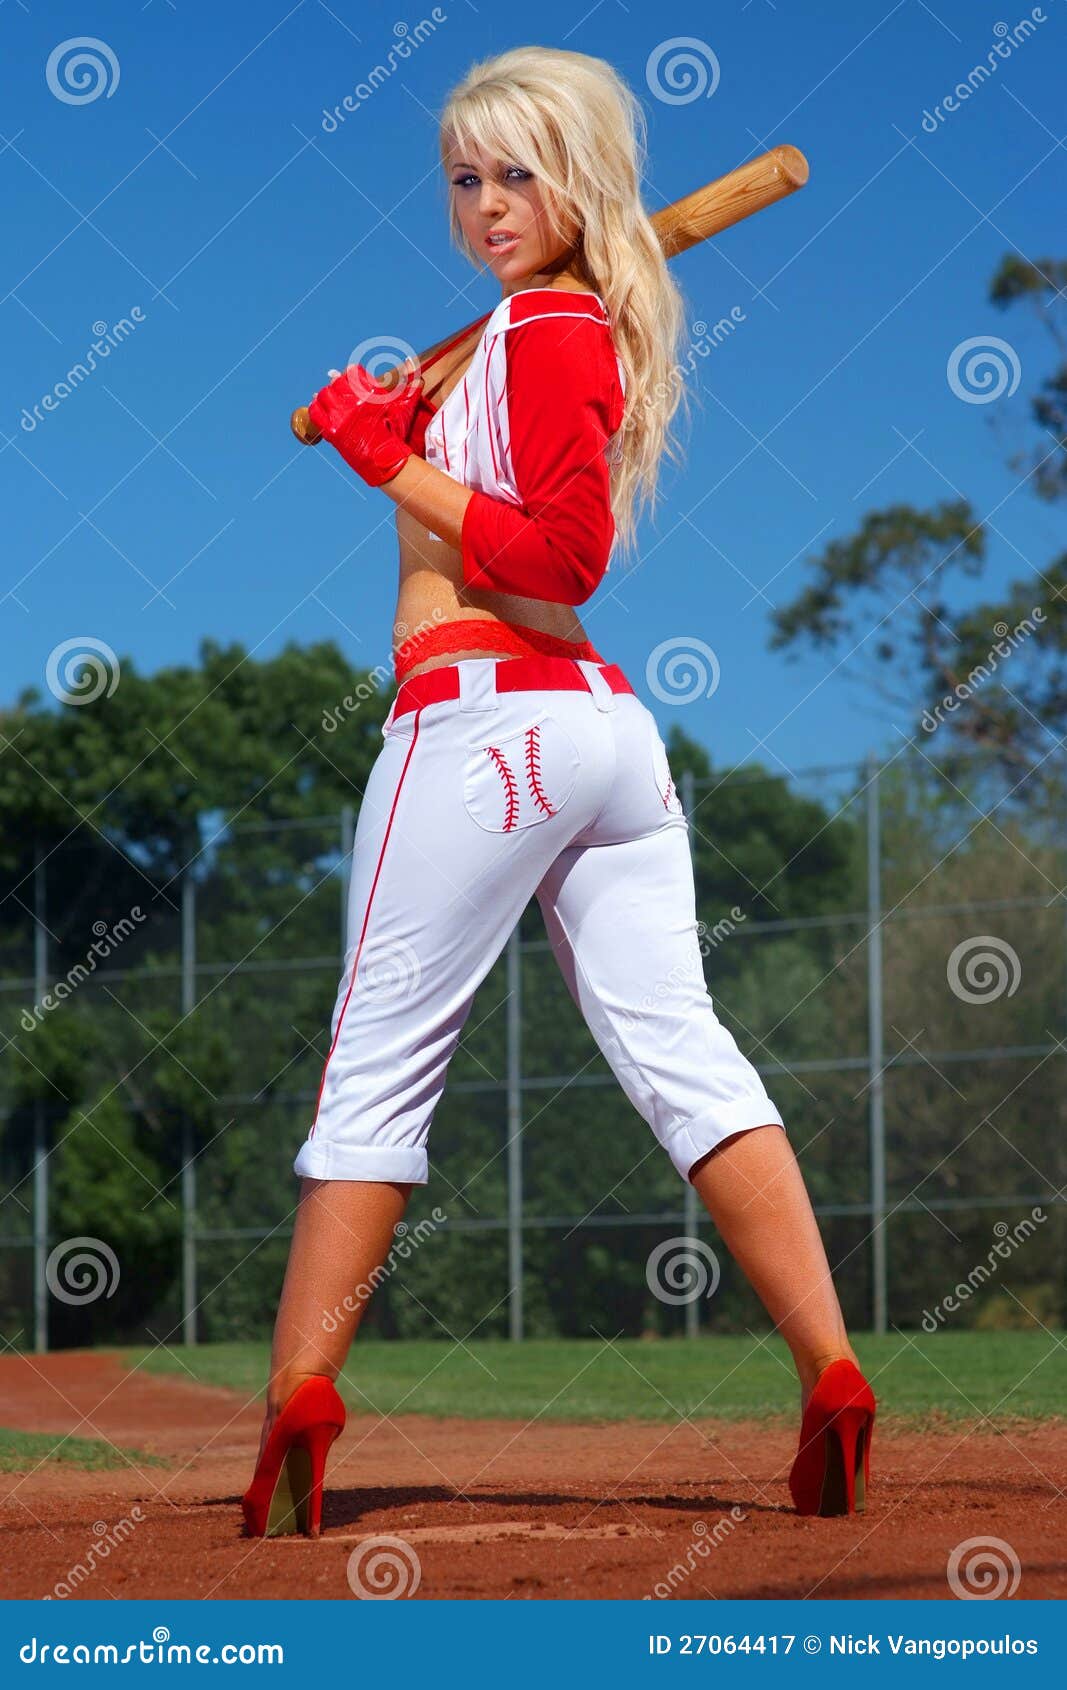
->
[[438, 45, 690, 561]]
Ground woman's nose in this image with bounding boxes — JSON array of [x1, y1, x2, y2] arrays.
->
[[478, 183, 507, 216]]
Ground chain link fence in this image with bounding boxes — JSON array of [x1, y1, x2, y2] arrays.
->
[[1, 744, 1064, 1350]]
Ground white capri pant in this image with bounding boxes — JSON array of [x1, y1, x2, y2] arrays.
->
[[294, 654, 784, 1187]]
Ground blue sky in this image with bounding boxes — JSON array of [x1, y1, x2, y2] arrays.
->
[[3, 0, 1063, 778]]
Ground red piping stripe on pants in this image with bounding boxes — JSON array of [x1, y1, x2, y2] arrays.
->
[[309, 709, 422, 1135]]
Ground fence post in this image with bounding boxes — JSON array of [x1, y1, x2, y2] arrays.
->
[[681, 767, 700, 1338], [865, 752, 888, 1335], [181, 872, 198, 1345], [506, 926, 523, 1341], [33, 853, 49, 1354]]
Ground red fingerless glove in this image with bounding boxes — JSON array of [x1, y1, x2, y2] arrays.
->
[[308, 364, 424, 486]]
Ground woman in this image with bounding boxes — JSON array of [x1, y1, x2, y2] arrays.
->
[[242, 45, 875, 1538]]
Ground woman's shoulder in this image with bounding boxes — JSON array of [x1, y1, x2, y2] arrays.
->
[[487, 289, 613, 364], [489, 289, 624, 428], [493, 285, 608, 326]]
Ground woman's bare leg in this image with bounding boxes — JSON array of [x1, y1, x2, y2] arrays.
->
[[688, 1125, 859, 1410], [256, 1176, 412, 1455]]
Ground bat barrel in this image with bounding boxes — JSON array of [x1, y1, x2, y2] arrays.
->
[[776, 144, 810, 188], [652, 143, 809, 259]]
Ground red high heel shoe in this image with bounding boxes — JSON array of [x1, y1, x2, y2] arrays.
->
[[242, 1375, 346, 1538], [789, 1358, 876, 1517]]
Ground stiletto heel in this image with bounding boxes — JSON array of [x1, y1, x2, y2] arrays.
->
[[294, 1419, 340, 1537], [241, 1375, 346, 1538], [789, 1359, 875, 1517]]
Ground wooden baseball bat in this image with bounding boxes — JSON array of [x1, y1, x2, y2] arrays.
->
[[290, 142, 809, 445]]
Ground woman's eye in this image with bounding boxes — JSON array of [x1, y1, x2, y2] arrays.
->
[[452, 168, 531, 189]]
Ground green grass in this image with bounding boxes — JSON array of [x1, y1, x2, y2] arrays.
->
[[0, 1427, 167, 1474], [126, 1333, 1066, 1427]]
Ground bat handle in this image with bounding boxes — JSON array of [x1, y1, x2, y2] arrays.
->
[[292, 405, 322, 446]]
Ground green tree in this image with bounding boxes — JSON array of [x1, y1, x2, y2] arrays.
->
[[769, 253, 1067, 793]]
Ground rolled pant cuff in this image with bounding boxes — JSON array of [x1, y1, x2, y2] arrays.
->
[[664, 1096, 786, 1183], [293, 1139, 429, 1185]]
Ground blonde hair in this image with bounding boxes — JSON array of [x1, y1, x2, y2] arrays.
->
[[438, 45, 690, 561]]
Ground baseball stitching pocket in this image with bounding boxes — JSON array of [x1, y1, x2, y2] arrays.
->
[[462, 712, 581, 833], [650, 724, 685, 818]]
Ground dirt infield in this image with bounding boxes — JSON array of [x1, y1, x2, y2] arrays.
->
[[2, 1350, 1064, 1601]]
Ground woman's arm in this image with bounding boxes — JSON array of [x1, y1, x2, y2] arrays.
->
[[314, 312, 622, 604], [391, 312, 622, 606]]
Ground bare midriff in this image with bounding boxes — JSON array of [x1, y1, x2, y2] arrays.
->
[[391, 285, 605, 685]]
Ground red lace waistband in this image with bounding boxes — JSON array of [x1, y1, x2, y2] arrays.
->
[[393, 616, 606, 682]]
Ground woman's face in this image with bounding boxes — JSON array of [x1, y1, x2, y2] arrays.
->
[[446, 140, 577, 288]]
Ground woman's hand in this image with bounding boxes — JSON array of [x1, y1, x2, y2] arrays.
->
[[308, 360, 424, 487], [308, 354, 476, 586]]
